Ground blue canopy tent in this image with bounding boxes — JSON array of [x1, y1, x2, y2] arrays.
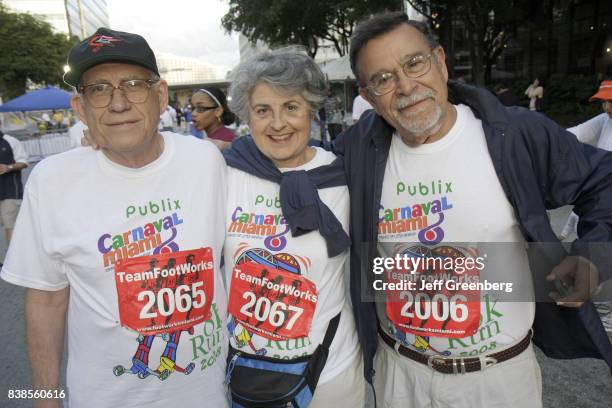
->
[[0, 86, 73, 112]]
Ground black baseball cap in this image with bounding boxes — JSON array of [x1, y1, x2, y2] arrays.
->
[[63, 27, 160, 87]]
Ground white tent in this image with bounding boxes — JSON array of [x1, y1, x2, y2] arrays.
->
[[319, 55, 355, 81]]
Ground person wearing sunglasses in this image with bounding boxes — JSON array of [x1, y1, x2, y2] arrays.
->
[[191, 87, 236, 150], [0, 28, 229, 408]]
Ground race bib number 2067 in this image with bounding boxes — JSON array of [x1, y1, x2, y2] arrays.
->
[[229, 260, 318, 341], [114, 248, 215, 335]]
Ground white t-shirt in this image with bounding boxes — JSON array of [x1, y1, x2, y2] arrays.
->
[[376, 104, 535, 357], [68, 121, 88, 149], [2, 134, 28, 164], [159, 108, 174, 129], [1, 132, 229, 408], [568, 112, 612, 151], [351, 95, 373, 121], [167, 105, 177, 121], [525, 85, 543, 111], [562, 113, 612, 238], [224, 147, 359, 384]]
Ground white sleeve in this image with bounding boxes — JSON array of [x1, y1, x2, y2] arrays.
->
[[68, 123, 86, 148], [567, 113, 607, 146], [560, 211, 579, 238], [352, 96, 372, 121], [0, 179, 68, 290], [5, 135, 28, 164], [351, 105, 362, 121]]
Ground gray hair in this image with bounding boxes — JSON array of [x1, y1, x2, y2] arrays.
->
[[228, 47, 327, 123], [350, 11, 439, 85]]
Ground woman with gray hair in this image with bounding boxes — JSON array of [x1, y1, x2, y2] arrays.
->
[[222, 47, 364, 407]]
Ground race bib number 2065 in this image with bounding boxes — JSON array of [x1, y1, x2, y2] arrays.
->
[[115, 248, 215, 335]]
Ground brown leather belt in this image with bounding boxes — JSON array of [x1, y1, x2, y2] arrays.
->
[[378, 326, 532, 374]]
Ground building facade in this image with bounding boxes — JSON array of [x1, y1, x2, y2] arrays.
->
[[65, 0, 108, 39], [4, 0, 109, 39], [405, 0, 611, 82]]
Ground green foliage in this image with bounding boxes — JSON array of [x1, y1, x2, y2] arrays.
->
[[501, 75, 602, 127], [0, 4, 79, 100], [542, 75, 603, 127], [222, 0, 402, 57], [407, 0, 529, 85]]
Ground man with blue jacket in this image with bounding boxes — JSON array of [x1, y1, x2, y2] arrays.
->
[[334, 11, 612, 408]]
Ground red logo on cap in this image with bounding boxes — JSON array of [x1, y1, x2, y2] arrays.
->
[[88, 35, 123, 53]]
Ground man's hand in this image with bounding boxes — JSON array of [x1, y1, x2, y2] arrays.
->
[[546, 256, 599, 307], [33, 399, 61, 408], [0, 163, 11, 175], [26, 287, 69, 408]]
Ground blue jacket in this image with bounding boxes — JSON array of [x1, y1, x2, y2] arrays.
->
[[333, 81, 612, 383]]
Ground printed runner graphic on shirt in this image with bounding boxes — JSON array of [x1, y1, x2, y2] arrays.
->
[[99, 199, 223, 382], [227, 245, 316, 354], [113, 248, 215, 381], [385, 245, 480, 354]]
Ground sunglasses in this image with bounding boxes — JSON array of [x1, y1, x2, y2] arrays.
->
[[193, 106, 218, 113]]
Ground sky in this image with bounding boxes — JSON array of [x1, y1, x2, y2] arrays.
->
[[107, 0, 240, 77]]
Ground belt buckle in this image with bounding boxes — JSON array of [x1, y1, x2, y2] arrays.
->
[[427, 355, 452, 373], [427, 355, 468, 374]]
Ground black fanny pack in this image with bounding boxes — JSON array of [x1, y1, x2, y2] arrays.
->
[[226, 312, 341, 408]]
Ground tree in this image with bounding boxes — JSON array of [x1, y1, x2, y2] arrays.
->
[[406, 0, 527, 85], [222, 0, 402, 58], [0, 4, 78, 100]]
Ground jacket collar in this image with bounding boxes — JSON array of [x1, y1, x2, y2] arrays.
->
[[352, 109, 394, 148], [447, 81, 510, 131]]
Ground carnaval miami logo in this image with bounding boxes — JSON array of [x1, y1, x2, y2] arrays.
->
[[98, 212, 184, 270], [228, 206, 291, 251], [378, 196, 453, 245]]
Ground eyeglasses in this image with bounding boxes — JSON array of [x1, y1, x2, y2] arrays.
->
[[79, 79, 159, 108], [366, 50, 436, 96], [193, 106, 218, 113]]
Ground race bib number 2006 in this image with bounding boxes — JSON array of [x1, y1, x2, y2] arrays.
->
[[115, 248, 215, 335], [386, 245, 481, 338]]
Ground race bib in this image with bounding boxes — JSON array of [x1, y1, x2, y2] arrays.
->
[[386, 245, 480, 338], [228, 260, 318, 340], [114, 248, 215, 335]]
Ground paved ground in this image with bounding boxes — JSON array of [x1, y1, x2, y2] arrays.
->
[[0, 167, 610, 407]]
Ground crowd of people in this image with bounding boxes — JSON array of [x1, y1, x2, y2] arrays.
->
[[0, 11, 611, 408]]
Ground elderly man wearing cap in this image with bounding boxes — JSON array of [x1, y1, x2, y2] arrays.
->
[[0, 28, 229, 408], [560, 80, 612, 240]]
